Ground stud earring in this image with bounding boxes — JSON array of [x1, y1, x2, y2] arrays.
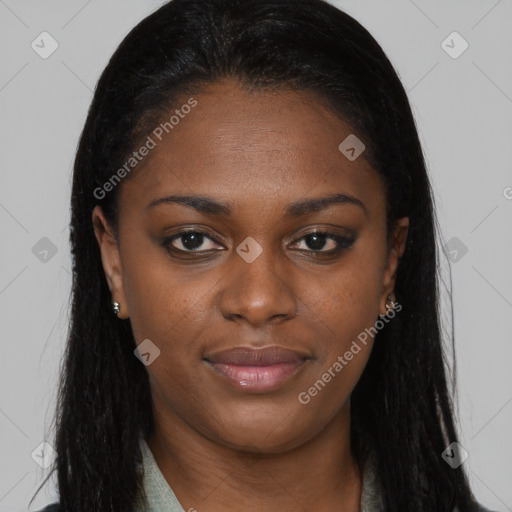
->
[[111, 301, 120, 317], [378, 294, 395, 318], [385, 294, 395, 312]]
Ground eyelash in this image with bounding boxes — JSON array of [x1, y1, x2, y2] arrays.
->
[[162, 229, 356, 257]]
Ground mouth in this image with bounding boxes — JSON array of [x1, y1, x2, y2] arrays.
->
[[203, 346, 310, 393]]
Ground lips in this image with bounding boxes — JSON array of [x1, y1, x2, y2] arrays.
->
[[204, 346, 310, 393], [206, 346, 306, 366]]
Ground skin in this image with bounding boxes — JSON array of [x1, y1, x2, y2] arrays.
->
[[93, 79, 408, 512]]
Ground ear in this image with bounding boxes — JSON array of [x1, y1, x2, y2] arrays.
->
[[378, 217, 409, 316], [92, 205, 130, 319]]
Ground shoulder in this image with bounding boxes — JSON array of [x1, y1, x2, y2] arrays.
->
[[36, 504, 60, 512], [475, 504, 499, 512]]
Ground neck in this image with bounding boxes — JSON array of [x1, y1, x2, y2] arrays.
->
[[147, 399, 362, 512]]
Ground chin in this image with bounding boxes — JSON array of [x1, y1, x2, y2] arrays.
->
[[208, 406, 317, 454]]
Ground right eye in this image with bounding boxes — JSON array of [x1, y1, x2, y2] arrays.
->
[[163, 230, 225, 253]]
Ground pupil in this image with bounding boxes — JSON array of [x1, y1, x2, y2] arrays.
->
[[182, 233, 203, 250], [306, 233, 327, 250]]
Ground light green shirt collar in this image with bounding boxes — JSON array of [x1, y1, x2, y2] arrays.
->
[[135, 437, 384, 512]]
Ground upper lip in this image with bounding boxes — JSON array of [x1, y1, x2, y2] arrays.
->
[[204, 346, 310, 366]]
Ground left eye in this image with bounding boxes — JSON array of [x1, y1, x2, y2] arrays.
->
[[290, 232, 354, 253], [165, 231, 223, 252]]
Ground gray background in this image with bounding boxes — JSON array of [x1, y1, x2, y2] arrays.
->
[[0, 0, 511, 510]]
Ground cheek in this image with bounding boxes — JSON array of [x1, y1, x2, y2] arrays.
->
[[293, 240, 386, 402], [294, 270, 382, 420], [124, 253, 215, 411], [119, 233, 218, 346], [303, 249, 385, 355]]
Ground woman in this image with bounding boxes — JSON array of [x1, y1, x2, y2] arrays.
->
[[35, 0, 495, 510]]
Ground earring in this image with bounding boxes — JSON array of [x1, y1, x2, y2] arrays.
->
[[111, 301, 120, 317], [385, 294, 395, 312]]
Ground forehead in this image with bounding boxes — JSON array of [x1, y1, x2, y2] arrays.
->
[[119, 80, 384, 217]]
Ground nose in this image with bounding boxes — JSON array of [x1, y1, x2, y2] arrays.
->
[[219, 242, 297, 327]]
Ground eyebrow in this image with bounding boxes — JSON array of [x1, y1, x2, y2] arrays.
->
[[146, 193, 367, 217]]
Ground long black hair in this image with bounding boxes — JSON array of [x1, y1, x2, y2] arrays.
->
[[44, 0, 480, 510]]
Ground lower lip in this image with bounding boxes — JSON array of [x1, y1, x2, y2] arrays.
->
[[206, 361, 306, 392]]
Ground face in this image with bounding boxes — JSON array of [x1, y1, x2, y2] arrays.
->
[[93, 79, 408, 454]]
